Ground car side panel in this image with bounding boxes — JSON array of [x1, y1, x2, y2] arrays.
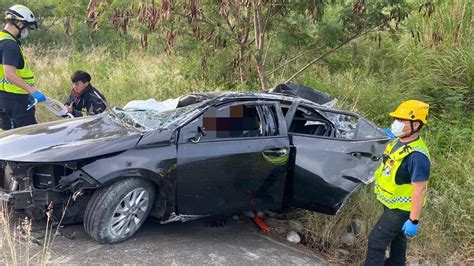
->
[[80, 145, 178, 218], [81, 145, 176, 184], [290, 136, 387, 214], [176, 137, 289, 215]]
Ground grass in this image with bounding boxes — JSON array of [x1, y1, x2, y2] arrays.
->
[[1, 203, 45, 265], [1, 198, 75, 265], [23, 45, 229, 122]]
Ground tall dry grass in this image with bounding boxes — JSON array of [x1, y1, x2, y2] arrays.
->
[[1, 203, 45, 265], [1, 199, 75, 265]]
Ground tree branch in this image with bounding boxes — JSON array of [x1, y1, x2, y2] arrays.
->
[[285, 25, 380, 83], [267, 45, 325, 76], [219, 5, 250, 49], [172, 10, 216, 28], [253, 0, 269, 90]]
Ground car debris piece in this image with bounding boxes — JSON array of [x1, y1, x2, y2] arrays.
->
[[351, 218, 365, 235], [337, 248, 351, 255], [340, 232, 355, 246], [286, 230, 301, 244], [253, 216, 271, 233]]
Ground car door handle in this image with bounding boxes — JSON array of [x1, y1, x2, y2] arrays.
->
[[263, 148, 289, 157], [262, 148, 290, 165]]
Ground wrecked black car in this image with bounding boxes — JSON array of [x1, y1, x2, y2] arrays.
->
[[0, 84, 389, 244]]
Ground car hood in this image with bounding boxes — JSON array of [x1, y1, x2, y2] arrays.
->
[[0, 114, 142, 162]]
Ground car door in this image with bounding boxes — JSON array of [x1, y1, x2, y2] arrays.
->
[[176, 101, 290, 215], [285, 101, 390, 215]]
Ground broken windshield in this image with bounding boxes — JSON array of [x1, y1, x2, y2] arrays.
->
[[110, 102, 203, 131]]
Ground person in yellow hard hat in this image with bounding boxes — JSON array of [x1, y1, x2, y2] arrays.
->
[[365, 100, 431, 266], [0, 4, 46, 130]]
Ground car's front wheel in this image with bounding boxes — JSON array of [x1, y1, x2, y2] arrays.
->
[[84, 178, 156, 244]]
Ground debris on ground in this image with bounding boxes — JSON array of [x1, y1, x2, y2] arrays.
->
[[243, 211, 256, 218], [337, 248, 351, 255], [286, 230, 301, 244], [340, 232, 355, 246], [351, 218, 365, 235], [253, 216, 271, 233]]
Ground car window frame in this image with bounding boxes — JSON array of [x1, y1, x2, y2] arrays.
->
[[288, 105, 336, 137], [284, 100, 386, 142], [178, 100, 287, 144]]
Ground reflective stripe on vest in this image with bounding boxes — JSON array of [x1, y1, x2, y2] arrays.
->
[[0, 32, 35, 94], [373, 137, 430, 211]]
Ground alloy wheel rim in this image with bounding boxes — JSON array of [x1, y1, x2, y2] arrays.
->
[[110, 188, 149, 237]]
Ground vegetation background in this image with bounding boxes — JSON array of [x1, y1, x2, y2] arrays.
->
[[0, 0, 472, 264]]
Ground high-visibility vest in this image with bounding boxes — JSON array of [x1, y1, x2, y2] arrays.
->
[[374, 137, 430, 211], [0, 31, 35, 94]]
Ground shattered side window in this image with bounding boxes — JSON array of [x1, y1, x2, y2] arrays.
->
[[320, 111, 358, 139], [111, 102, 203, 131], [317, 111, 384, 140]]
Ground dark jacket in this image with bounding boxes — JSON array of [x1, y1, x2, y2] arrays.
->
[[65, 85, 106, 117]]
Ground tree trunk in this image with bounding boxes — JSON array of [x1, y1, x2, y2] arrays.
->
[[65, 15, 73, 35], [239, 47, 246, 85], [253, 0, 269, 91]]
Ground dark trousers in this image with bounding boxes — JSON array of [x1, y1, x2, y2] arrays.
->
[[0, 91, 36, 130], [365, 207, 410, 266]]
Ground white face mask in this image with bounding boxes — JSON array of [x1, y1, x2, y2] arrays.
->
[[390, 120, 406, 137], [20, 28, 29, 39]]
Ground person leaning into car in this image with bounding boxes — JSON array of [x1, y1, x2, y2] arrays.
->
[[64, 70, 107, 117], [365, 100, 431, 266], [0, 4, 47, 130]]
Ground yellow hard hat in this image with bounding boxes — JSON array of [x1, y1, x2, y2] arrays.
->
[[389, 100, 429, 124]]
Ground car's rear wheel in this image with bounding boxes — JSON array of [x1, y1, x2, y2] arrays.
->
[[84, 178, 155, 244]]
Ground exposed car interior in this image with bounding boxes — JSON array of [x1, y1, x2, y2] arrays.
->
[[281, 105, 337, 138], [289, 108, 335, 137]]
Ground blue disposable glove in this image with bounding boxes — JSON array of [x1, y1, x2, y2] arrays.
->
[[31, 90, 46, 102], [402, 219, 419, 236], [384, 128, 396, 140]]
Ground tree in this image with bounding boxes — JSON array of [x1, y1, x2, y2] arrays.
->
[[80, 0, 412, 90]]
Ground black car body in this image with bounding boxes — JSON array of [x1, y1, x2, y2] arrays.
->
[[0, 85, 389, 243]]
